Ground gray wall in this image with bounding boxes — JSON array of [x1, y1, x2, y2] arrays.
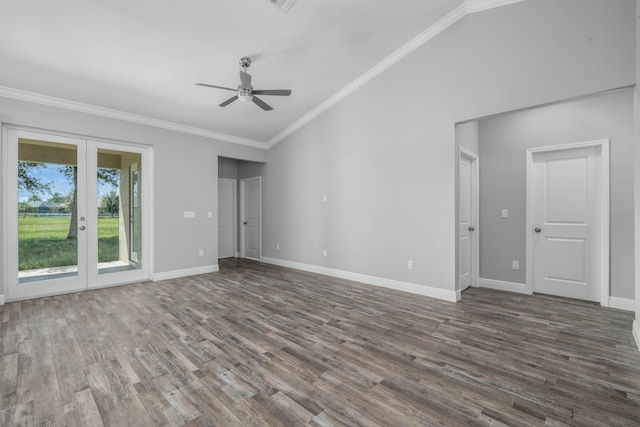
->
[[218, 157, 239, 180], [259, 0, 635, 292], [456, 121, 479, 154], [238, 161, 265, 180], [0, 96, 266, 293], [478, 89, 635, 299]]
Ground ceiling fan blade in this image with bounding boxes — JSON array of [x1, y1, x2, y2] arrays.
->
[[196, 83, 237, 92], [252, 89, 292, 96], [252, 96, 273, 111], [219, 96, 239, 107], [239, 70, 252, 88]]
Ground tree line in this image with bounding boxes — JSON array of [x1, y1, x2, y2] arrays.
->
[[19, 162, 120, 238]]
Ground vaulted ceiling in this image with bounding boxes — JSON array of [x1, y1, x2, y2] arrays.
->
[[0, 0, 520, 147]]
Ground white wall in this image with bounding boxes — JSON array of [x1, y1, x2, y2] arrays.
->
[[0, 96, 266, 301], [478, 90, 635, 299], [259, 0, 635, 295]]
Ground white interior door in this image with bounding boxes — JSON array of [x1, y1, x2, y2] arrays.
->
[[241, 177, 261, 260], [459, 149, 478, 291], [218, 178, 236, 259], [530, 145, 606, 302], [4, 127, 150, 301]]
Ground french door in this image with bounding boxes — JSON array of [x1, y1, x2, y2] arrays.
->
[[4, 127, 150, 301]]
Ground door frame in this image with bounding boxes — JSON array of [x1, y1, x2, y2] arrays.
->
[[458, 147, 479, 295], [525, 139, 610, 306], [218, 178, 237, 259], [2, 124, 153, 302], [239, 176, 261, 260]]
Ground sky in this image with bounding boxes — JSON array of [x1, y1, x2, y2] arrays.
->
[[19, 163, 118, 203]]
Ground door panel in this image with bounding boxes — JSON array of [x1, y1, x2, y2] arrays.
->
[[242, 177, 261, 260], [8, 130, 87, 300], [459, 155, 473, 290], [532, 147, 600, 301], [546, 157, 588, 223], [89, 141, 149, 288], [544, 238, 586, 282]]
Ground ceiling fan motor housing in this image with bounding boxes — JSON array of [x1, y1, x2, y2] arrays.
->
[[239, 57, 252, 69]]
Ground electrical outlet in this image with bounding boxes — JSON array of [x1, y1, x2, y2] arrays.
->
[[323, 249, 327, 257], [199, 249, 204, 256], [512, 260, 519, 270], [501, 209, 509, 219], [323, 194, 328, 202], [408, 260, 414, 270], [276, 244, 280, 250]]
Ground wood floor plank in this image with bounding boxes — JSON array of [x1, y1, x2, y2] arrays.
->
[[1, 258, 640, 425]]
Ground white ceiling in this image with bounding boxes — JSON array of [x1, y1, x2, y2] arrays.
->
[[0, 0, 515, 147]]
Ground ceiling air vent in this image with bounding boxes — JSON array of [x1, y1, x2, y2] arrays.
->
[[268, 0, 297, 13]]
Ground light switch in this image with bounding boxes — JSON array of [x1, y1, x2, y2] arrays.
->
[[501, 209, 508, 219]]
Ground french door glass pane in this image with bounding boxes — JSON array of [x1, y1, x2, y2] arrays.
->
[[97, 148, 142, 275], [18, 139, 78, 283]]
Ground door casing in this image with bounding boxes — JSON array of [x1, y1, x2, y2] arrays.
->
[[525, 140, 610, 306]]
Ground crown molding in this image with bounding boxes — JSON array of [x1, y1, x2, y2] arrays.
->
[[464, 0, 525, 14], [266, 0, 526, 148], [0, 85, 266, 149]]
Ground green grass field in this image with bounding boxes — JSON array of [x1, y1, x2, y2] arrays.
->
[[18, 216, 119, 270]]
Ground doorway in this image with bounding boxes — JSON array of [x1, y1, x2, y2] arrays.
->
[[240, 176, 261, 260], [526, 140, 609, 304], [4, 127, 151, 301], [218, 178, 237, 259]]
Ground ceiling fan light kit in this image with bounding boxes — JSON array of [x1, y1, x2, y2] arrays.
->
[[196, 57, 292, 111]]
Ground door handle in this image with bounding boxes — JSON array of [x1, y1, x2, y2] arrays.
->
[[468, 226, 475, 231], [243, 221, 247, 225], [534, 227, 541, 233], [79, 225, 86, 231]]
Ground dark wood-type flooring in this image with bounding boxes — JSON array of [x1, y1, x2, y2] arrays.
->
[[1, 258, 640, 426]]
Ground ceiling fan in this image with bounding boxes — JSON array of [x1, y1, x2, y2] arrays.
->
[[196, 57, 291, 111]]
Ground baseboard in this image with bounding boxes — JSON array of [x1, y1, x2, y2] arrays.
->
[[633, 320, 640, 353], [152, 264, 219, 282], [0, 294, 4, 306], [477, 278, 530, 294], [261, 257, 457, 302], [608, 297, 636, 312]]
